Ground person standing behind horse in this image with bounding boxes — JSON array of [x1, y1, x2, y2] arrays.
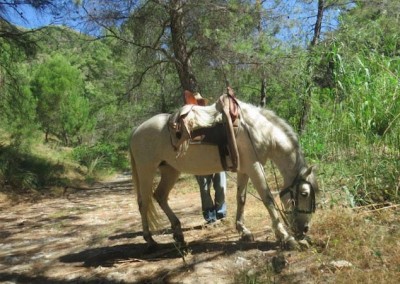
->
[[183, 90, 227, 223]]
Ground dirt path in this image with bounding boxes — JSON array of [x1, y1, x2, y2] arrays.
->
[[0, 175, 315, 283]]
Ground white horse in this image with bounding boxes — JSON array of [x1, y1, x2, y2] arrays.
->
[[129, 98, 318, 249]]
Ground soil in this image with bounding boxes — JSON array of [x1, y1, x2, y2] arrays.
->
[[0, 174, 325, 283]]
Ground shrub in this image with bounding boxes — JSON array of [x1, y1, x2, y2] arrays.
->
[[71, 143, 128, 173], [0, 145, 64, 191]]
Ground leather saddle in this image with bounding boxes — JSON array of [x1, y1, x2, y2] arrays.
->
[[169, 89, 240, 171]]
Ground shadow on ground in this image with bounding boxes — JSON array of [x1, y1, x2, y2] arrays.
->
[[0, 177, 279, 283], [59, 236, 277, 267]]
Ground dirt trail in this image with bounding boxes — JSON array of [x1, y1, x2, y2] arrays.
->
[[0, 175, 311, 283]]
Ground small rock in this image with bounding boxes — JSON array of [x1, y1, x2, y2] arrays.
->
[[262, 250, 277, 257], [329, 260, 353, 270], [247, 268, 256, 277], [235, 256, 250, 267]]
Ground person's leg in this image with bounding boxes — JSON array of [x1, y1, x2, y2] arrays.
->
[[213, 172, 227, 220], [196, 175, 216, 223]]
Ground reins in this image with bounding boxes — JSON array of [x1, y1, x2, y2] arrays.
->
[[225, 169, 291, 228]]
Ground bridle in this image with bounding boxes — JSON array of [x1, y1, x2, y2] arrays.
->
[[279, 179, 316, 215]]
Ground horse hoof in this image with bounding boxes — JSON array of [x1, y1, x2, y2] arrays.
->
[[173, 233, 185, 244], [174, 241, 188, 253], [173, 240, 189, 256], [240, 233, 254, 242], [298, 239, 310, 250], [146, 242, 159, 253], [282, 238, 299, 251]]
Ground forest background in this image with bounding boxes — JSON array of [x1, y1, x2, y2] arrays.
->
[[0, 0, 399, 207]]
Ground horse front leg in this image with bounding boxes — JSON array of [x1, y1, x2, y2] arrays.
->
[[249, 162, 298, 249], [154, 165, 185, 246], [235, 173, 254, 242]]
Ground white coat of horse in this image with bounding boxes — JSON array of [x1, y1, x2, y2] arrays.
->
[[129, 98, 318, 249]]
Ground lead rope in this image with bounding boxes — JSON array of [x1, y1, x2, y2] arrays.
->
[[270, 162, 292, 227], [225, 169, 290, 228], [256, 161, 291, 228]]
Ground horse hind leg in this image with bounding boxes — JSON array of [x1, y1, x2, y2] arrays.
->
[[131, 154, 159, 249], [137, 177, 159, 249], [153, 165, 184, 245]]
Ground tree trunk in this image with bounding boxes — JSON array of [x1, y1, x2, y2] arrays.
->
[[256, 0, 266, 107], [260, 78, 267, 107], [310, 0, 324, 47], [298, 0, 324, 134], [45, 129, 49, 143], [168, 0, 198, 92]]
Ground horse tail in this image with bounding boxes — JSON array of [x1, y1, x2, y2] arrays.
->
[[129, 131, 160, 232], [129, 143, 140, 197]]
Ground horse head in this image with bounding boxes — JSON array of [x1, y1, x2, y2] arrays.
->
[[279, 166, 319, 239]]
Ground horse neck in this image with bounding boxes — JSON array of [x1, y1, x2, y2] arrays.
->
[[268, 134, 306, 188], [241, 103, 306, 187]]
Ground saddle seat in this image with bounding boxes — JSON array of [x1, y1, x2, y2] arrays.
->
[[168, 92, 240, 171]]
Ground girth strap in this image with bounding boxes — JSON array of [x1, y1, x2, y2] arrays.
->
[[217, 90, 240, 172]]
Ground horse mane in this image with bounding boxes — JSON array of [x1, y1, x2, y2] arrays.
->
[[259, 108, 299, 148]]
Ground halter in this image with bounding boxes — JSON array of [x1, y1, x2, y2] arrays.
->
[[279, 179, 316, 215]]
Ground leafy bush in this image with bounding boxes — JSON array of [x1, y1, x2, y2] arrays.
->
[[71, 143, 128, 173], [0, 145, 64, 191]]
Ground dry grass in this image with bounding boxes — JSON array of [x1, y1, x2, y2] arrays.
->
[[240, 204, 400, 283], [175, 173, 398, 282], [309, 207, 400, 283], [227, 175, 400, 284], [177, 172, 400, 283]]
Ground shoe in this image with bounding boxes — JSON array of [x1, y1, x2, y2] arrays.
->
[[203, 209, 217, 223], [216, 202, 226, 220], [216, 213, 226, 220]]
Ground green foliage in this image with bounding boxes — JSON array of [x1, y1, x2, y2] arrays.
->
[[0, 42, 39, 148], [302, 0, 400, 205], [330, 50, 400, 138], [31, 53, 93, 145], [0, 144, 64, 191], [71, 143, 128, 173]]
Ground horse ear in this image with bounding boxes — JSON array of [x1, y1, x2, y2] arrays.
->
[[302, 165, 316, 178]]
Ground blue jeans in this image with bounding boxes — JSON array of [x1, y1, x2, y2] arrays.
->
[[196, 172, 227, 223]]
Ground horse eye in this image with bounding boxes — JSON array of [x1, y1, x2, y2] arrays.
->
[[300, 191, 309, 197]]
